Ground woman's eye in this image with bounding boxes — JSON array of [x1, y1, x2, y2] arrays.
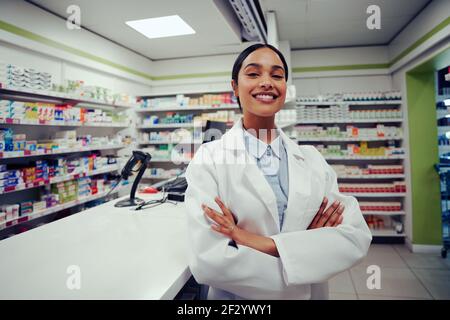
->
[[246, 73, 259, 77], [272, 75, 284, 79]]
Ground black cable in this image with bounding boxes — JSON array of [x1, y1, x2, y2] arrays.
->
[[104, 177, 122, 198]]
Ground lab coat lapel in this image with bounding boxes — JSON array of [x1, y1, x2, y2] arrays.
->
[[279, 130, 312, 232]]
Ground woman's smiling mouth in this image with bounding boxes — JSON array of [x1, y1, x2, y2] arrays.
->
[[252, 92, 279, 103]]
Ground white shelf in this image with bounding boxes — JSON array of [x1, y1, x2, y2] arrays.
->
[[296, 100, 402, 106], [438, 145, 450, 154], [0, 186, 124, 229], [0, 164, 120, 196], [436, 110, 449, 119], [150, 158, 191, 163], [142, 175, 173, 180], [137, 123, 195, 129], [362, 211, 405, 216], [296, 118, 403, 124], [338, 174, 405, 179], [275, 121, 298, 128], [136, 104, 239, 112], [0, 144, 125, 159], [343, 192, 406, 197], [0, 118, 129, 128], [323, 155, 405, 160], [138, 140, 201, 145], [296, 136, 402, 142], [371, 229, 406, 237], [0, 85, 138, 109]]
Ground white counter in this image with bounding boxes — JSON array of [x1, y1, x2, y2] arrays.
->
[[0, 193, 191, 299]]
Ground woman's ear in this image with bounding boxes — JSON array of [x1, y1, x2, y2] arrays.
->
[[231, 80, 238, 98]]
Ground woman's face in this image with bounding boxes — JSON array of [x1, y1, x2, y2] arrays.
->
[[232, 47, 287, 118]]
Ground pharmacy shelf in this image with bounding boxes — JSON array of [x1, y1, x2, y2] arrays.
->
[[323, 155, 405, 160], [137, 123, 196, 129], [136, 104, 239, 112], [0, 144, 125, 160], [437, 110, 450, 119], [295, 118, 403, 124], [142, 175, 174, 180], [275, 121, 298, 128], [0, 118, 129, 128], [296, 136, 402, 142], [371, 229, 406, 237], [0, 85, 138, 109], [438, 145, 450, 154], [296, 100, 402, 106], [0, 164, 120, 196], [438, 126, 450, 135], [362, 211, 405, 216], [150, 158, 191, 163], [0, 186, 124, 230], [338, 174, 405, 179], [138, 140, 202, 145], [343, 192, 406, 197]]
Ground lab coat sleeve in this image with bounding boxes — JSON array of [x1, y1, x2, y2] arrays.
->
[[271, 146, 372, 286], [184, 145, 291, 299]]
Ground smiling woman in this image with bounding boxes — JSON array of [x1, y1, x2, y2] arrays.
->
[[184, 43, 372, 300]]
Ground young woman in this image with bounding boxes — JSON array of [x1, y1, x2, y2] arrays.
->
[[184, 43, 372, 300]]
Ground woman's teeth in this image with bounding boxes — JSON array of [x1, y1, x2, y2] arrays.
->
[[255, 94, 275, 101]]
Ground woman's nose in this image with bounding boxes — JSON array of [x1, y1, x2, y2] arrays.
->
[[259, 79, 273, 89]]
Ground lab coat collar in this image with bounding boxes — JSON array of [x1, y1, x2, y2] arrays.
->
[[223, 117, 305, 161], [242, 128, 282, 160]]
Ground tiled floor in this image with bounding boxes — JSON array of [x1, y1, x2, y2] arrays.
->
[[328, 244, 450, 300]]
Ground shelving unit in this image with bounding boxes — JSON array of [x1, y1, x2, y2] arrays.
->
[[293, 93, 406, 241], [0, 144, 124, 159], [0, 164, 119, 195], [0, 85, 132, 237], [0, 85, 138, 109], [136, 92, 240, 182], [0, 185, 125, 231]]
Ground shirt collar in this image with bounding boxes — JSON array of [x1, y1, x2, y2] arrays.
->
[[243, 127, 282, 160]]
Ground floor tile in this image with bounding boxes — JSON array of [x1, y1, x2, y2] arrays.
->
[[329, 293, 358, 300], [350, 266, 432, 299], [358, 294, 432, 300], [328, 271, 355, 294], [411, 268, 450, 299], [354, 244, 407, 269]]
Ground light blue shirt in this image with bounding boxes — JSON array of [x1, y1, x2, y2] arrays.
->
[[243, 128, 289, 230]]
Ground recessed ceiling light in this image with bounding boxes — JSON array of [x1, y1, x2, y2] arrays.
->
[[125, 15, 195, 39]]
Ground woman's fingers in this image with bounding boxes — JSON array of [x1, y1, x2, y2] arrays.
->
[[318, 200, 340, 226], [326, 204, 344, 227], [211, 224, 232, 236], [214, 197, 233, 220], [333, 214, 344, 227], [313, 197, 327, 224], [202, 204, 227, 226], [308, 197, 328, 229]]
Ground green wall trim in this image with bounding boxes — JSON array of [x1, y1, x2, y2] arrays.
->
[[153, 71, 230, 81], [406, 71, 442, 245], [390, 16, 450, 67], [0, 13, 449, 80], [0, 20, 155, 81], [292, 64, 390, 73]]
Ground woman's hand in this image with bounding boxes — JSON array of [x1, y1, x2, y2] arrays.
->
[[202, 196, 239, 240], [202, 197, 279, 257], [308, 197, 345, 229]]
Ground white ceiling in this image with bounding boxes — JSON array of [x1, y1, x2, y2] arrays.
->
[[260, 0, 431, 49], [29, 0, 431, 60]]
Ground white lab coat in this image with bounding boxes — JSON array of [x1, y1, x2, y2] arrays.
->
[[184, 118, 372, 300]]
